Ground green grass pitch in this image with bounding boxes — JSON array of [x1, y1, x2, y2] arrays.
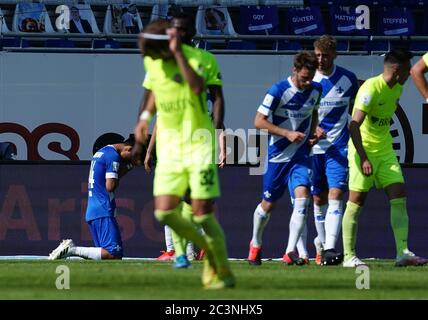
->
[[0, 259, 427, 299]]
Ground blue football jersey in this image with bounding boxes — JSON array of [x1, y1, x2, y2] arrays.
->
[[86, 145, 121, 222], [312, 65, 359, 154], [257, 76, 322, 163]]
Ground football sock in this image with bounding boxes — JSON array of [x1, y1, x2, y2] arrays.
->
[[286, 198, 309, 253], [164, 225, 175, 252], [155, 206, 208, 252], [314, 203, 327, 246], [251, 203, 271, 247], [70, 247, 102, 260], [390, 197, 409, 257], [193, 213, 231, 277], [171, 201, 194, 257], [296, 223, 308, 258], [324, 199, 343, 250], [342, 201, 362, 261]]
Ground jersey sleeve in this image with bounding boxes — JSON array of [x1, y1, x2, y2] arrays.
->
[[423, 52, 428, 67], [257, 84, 281, 117], [142, 57, 153, 90], [353, 81, 376, 114], [105, 153, 120, 180], [205, 53, 223, 87]]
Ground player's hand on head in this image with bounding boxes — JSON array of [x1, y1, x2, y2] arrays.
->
[[361, 158, 373, 176], [167, 27, 181, 55]]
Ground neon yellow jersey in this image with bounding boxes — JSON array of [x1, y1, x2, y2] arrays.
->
[[423, 52, 428, 67], [143, 44, 218, 166], [350, 74, 403, 155]]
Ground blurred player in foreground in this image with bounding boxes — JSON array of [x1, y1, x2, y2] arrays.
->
[[49, 135, 138, 260], [410, 51, 428, 101], [143, 13, 226, 267], [134, 20, 234, 289], [342, 48, 428, 267], [247, 51, 323, 266]]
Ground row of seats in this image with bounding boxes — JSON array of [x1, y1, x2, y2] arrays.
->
[[0, 2, 427, 36], [0, 2, 428, 52]]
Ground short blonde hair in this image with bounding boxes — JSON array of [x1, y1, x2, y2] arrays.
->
[[314, 35, 337, 53]]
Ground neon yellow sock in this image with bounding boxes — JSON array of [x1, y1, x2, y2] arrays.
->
[[171, 202, 193, 257], [194, 213, 232, 277], [155, 206, 207, 253], [342, 201, 362, 261], [390, 197, 409, 257]]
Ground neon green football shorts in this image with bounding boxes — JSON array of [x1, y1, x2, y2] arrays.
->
[[348, 149, 404, 192], [153, 163, 220, 199]]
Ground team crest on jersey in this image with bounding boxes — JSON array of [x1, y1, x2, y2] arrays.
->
[[173, 74, 183, 83], [360, 93, 372, 106], [262, 94, 274, 107], [112, 161, 120, 172]]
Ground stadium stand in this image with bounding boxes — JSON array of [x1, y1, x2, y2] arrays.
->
[[0, 1, 425, 53]]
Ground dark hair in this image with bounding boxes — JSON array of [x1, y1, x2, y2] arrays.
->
[[384, 48, 413, 65], [139, 19, 171, 59], [171, 12, 196, 41], [123, 134, 136, 146], [294, 51, 319, 71]]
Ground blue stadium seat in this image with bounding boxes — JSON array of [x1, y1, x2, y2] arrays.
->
[[276, 41, 302, 51], [377, 7, 415, 36], [307, 0, 331, 5], [329, 5, 370, 36], [398, 0, 427, 6], [364, 41, 389, 54], [195, 40, 212, 50], [409, 41, 428, 52], [93, 39, 120, 49], [358, 0, 397, 6], [239, 5, 279, 35], [0, 38, 28, 48], [45, 39, 74, 48], [227, 40, 256, 50], [336, 40, 349, 52], [284, 6, 325, 35]]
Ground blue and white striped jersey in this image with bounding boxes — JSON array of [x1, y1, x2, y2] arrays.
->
[[86, 145, 120, 222], [257, 76, 322, 163], [312, 65, 359, 154]]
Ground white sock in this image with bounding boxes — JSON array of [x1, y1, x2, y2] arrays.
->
[[70, 246, 102, 260], [186, 241, 194, 256], [314, 203, 327, 246], [165, 225, 174, 252], [251, 203, 271, 247], [296, 223, 308, 258], [286, 198, 309, 253], [324, 199, 343, 250]]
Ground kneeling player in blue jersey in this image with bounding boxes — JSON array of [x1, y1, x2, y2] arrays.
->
[[48, 135, 138, 260]]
